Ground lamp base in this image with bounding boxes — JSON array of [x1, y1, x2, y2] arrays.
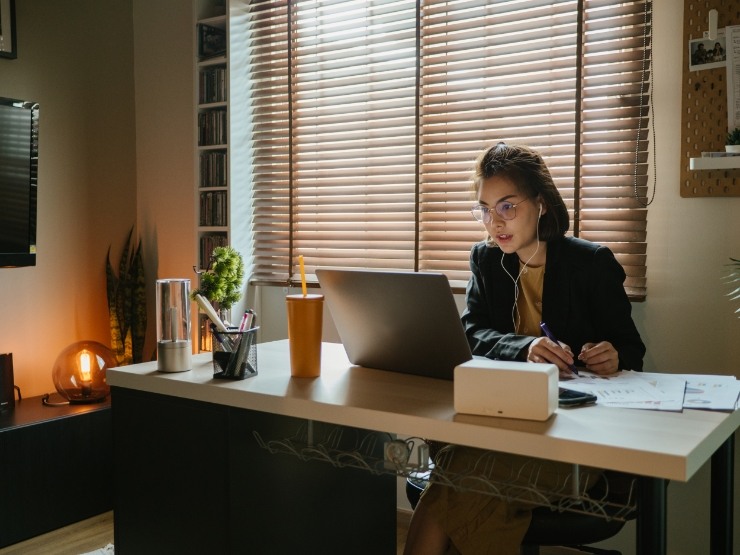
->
[[68, 393, 107, 405], [158, 340, 192, 372], [42, 390, 108, 407], [67, 387, 108, 404]]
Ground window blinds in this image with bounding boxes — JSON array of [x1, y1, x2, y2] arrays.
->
[[244, 0, 651, 299]]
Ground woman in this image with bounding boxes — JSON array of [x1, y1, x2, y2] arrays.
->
[[403, 143, 645, 555]]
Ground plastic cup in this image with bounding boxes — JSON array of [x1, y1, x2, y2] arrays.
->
[[285, 294, 324, 378]]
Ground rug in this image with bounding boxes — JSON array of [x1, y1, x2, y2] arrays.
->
[[80, 544, 114, 555]]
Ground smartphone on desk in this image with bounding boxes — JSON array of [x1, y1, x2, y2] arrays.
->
[[558, 387, 597, 408]]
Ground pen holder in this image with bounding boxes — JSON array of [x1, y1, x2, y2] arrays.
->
[[212, 327, 259, 380]]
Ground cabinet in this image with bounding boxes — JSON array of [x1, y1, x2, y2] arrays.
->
[[111, 387, 396, 554], [0, 396, 112, 547]]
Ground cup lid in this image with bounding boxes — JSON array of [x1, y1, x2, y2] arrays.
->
[[285, 293, 324, 301]]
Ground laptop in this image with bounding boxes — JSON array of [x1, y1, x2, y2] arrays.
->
[[316, 268, 473, 380]]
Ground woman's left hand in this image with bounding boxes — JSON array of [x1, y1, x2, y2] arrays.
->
[[578, 342, 619, 375]]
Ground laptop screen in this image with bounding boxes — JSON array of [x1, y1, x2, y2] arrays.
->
[[316, 268, 473, 380]]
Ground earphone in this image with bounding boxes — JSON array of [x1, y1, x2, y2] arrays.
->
[[501, 202, 542, 331]]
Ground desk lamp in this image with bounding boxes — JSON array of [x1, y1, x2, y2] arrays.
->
[[45, 341, 116, 405]]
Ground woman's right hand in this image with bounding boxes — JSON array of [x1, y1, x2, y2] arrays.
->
[[526, 336, 577, 378]]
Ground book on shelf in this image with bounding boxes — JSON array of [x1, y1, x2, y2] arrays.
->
[[199, 66, 227, 104], [199, 233, 229, 270], [199, 191, 228, 227], [198, 109, 227, 146], [198, 23, 226, 59], [200, 150, 227, 188]]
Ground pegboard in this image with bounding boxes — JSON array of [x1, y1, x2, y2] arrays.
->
[[680, 2, 740, 197]]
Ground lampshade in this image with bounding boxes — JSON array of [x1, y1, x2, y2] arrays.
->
[[51, 341, 116, 404]]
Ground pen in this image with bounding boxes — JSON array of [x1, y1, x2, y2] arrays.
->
[[210, 323, 232, 352], [237, 311, 249, 332], [539, 321, 579, 375], [245, 309, 256, 330]]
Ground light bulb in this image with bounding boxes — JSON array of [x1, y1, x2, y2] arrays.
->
[[79, 350, 93, 396]]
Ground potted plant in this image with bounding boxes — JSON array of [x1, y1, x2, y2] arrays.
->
[[106, 227, 147, 365], [192, 246, 245, 323], [726, 128, 740, 153]]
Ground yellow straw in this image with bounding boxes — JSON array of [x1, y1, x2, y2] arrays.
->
[[299, 255, 307, 296]]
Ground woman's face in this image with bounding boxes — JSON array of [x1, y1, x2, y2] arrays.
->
[[478, 174, 545, 264]]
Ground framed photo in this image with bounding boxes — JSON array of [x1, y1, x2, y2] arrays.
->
[[689, 34, 726, 71], [0, 0, 16, 59]]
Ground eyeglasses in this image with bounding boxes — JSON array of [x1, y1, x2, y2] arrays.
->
[[471, 198, 529, 224]]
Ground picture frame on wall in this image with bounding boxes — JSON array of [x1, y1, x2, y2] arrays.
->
[[0, 0, 16, 60], [688, 31, 726, 72]]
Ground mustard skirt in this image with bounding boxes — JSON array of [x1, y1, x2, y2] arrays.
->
[[420, 446, 603, 555]]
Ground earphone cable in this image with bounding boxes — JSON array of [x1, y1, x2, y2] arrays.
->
[[500, 209, 542, 332]]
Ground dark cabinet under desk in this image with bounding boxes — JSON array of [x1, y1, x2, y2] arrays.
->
[[0, 395, 113, 548], [110, 387, 397, 555]]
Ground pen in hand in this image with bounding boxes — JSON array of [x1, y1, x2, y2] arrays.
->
[[539, 322, 579, 376]]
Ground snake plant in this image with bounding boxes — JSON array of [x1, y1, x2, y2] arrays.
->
[[106, 228, 147, 365]]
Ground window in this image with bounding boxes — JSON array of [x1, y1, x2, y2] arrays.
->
[[242, 0, 651, 299]]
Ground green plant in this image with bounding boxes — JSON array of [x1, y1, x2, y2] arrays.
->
[[726, 128, 740, 145], [724, 257, 740, 319], [192, 246, 245, 310], [106, 228, 147, 365]]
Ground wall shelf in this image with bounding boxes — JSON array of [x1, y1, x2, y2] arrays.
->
[[689, 157, 740, 170]]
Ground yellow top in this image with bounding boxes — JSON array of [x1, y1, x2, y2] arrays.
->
[[515, 261, 544, 337]]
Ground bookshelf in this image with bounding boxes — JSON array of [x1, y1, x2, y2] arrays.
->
[[196, 8, 228, 271], [195, 0, 252, 350]]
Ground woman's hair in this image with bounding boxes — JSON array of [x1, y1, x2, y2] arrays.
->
[[472, 142, 570, 241]]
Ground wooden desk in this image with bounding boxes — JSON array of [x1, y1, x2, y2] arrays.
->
[[108, 341, 740, 554]]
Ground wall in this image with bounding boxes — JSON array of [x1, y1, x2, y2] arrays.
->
[[0, 0, 197, 397], [628, 4, 740, 554], [635, 4, 740, 378], [0, 0, 137, 398], [132, 0, 196, 361]]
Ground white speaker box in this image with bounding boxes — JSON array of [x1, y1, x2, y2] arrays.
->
[[454, 359, 558, 421]]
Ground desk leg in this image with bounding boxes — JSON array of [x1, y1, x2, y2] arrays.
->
[[637, 477, 667, 555], [711, 434, 734, 555]]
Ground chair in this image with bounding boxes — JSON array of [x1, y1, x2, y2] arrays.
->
[[405, 470, 635, 555]]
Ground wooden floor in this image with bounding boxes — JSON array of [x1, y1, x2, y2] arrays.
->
[[0, 511, 585, 554], [0, 510, 413, 555], [0, 512, 114, 555]]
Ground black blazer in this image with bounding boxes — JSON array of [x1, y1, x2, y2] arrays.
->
[[462, 236, 645, 371]]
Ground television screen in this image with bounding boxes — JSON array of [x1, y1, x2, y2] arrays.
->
[[0, 98, 38, 267]]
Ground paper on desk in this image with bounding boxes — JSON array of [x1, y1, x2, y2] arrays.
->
[[562, 371, 740, 412], [561, 371, 686, 411], [681, 374, 740, 411]]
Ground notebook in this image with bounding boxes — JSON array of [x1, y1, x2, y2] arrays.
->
[[315, 268, 473, 380]]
